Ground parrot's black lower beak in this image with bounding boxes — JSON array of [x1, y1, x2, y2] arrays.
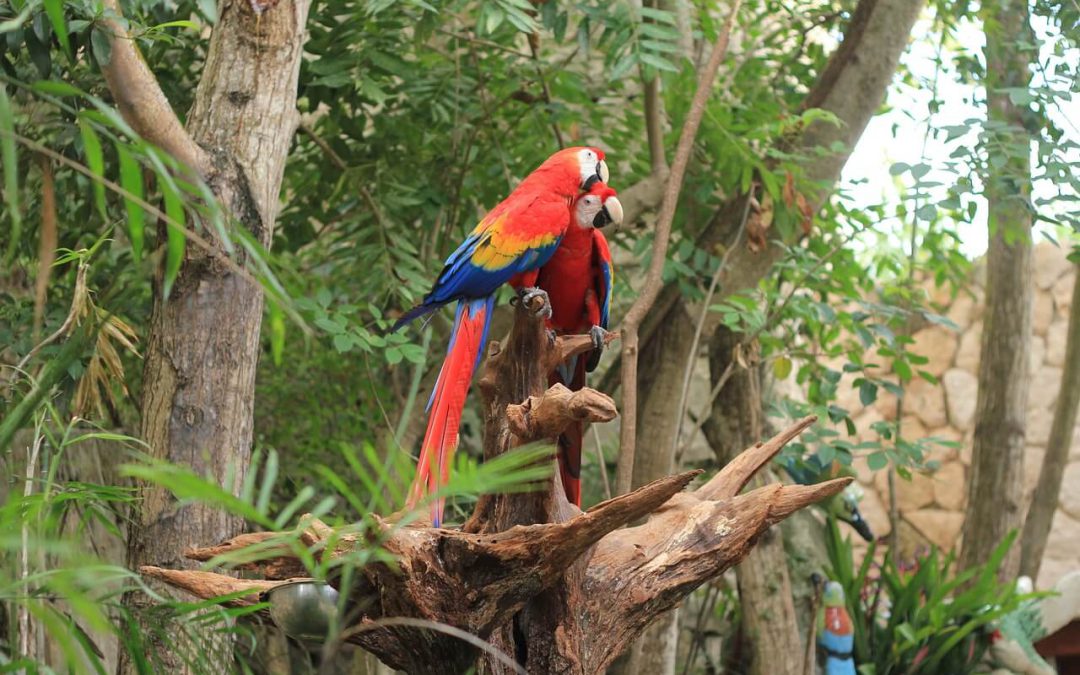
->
[[593, 207, 612, 228]]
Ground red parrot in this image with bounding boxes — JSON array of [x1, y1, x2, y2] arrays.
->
[[391, 147, 610, 526], [533, 182, 621, 506]]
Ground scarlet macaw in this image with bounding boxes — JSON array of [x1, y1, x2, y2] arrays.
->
[[528, 182, 621, 506], [391, 147, 610, 526]]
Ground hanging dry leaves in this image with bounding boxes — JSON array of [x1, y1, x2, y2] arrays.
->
[[746, 192, 774, 254], [796, 192, 814, 235]]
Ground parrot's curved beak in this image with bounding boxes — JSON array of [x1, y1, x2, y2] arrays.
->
[[582, 159, 610, 190], [841, 509, 875, 542], [593, 195, 623, 229]]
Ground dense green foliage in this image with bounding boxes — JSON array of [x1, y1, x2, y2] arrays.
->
[[824, 520, 1032, 675]]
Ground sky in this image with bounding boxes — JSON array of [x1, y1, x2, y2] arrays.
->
[[838, 11, 1079, 259]]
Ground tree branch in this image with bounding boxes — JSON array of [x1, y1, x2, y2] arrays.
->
[[99, 0, 209, 175], [1020, 264, 1080, 576], [615, 0, 743, 496]]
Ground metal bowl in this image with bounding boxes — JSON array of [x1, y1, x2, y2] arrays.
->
[[265, 579, 340, 642]]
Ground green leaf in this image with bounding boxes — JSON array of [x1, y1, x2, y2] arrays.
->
[[859, 380, 878, 406], [161, 181, 186, 298], [772, 356, 792, 380], [90, 26, 111, 66], [268, 300, 285, 366], [116, 145, 144, 259], [889, 162, 910, 176], [638, 51, 678, 72], [332, 333, 352, 352], [385, 346, 403, 364], [910, 163, 931, 179], [893, 358, 912, 381], [42, 0, 70, 58], [0, 85, 20, 265], [867, 452, 888, 471], [76, 121, 107, 221]]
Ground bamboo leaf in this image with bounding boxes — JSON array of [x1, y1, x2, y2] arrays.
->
[[0, 85, 22, 264], [161, 180, 186, 298], [78, 118, 108, 218], [117, 145, 146, 261], [42, 0, 70, 58]]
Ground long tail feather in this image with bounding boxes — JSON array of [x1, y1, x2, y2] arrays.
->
[[407, 296, 495, 526], [554, 355, 588, 507]]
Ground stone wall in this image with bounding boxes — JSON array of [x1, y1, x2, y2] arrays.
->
[[839, 243, 1077, 588]]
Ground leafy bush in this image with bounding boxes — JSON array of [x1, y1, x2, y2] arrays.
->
[[823, 520, 1028, 675]]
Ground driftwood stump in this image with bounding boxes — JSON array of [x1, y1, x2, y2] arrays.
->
[[141, 297, 849, 674]]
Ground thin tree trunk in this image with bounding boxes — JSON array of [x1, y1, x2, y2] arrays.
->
[[616, 1, 925, 670], [620, 302, 696, 675], [958, 0, 1034, 579], [1020, 266, 1080, 577], [702, 325, 802, 675], [113, 0, 312, 671]]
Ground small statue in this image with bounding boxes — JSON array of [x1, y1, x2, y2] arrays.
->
[[817, 581, 856, 675]]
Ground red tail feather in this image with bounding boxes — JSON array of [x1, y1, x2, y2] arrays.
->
[[553, 356, 588, 507], [408, 298, 491, 526]]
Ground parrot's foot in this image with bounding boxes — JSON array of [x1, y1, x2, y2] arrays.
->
[[513, 287, 552, 320], [590, 325, 608, 352]]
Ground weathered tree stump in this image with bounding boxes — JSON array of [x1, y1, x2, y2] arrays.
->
[[141, 296, 849, 674]]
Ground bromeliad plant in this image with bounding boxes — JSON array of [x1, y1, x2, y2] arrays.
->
[[823, 520, 1029, 675]]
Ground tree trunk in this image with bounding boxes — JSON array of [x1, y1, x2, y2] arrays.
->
[[1020, 266, 1079, 577], [622, 300, 696, 675], [958, 0, 1033, 579], [613, 0, 925, 669], [114, 0, 312, 671], [702, 326, 802, 675], [139, 300, 850, 674]]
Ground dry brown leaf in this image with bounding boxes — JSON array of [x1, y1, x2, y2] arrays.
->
[[746, 193, 774, 254]]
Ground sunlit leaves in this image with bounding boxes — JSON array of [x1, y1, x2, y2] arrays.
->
[[115, 144, 145, 260]]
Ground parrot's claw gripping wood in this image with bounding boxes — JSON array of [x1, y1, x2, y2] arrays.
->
[[589, 325, 608, 353], [143, 298, 846, 675]]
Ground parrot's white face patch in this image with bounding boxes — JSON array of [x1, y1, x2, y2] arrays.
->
[[575, 194, 603, 228], [577, 148, 606, 186]]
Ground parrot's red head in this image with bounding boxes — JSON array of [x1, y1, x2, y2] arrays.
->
[[574, 182, 623, 230], [525, 146, 610, 196]]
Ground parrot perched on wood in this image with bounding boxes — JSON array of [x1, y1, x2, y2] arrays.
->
[[522, 182, 622, 506], [817, 581, 856, 675], [390, 146, 611, 526]]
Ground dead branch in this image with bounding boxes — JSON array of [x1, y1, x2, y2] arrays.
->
[[506, 384, 617, 441], [141, 297, 843, 674]]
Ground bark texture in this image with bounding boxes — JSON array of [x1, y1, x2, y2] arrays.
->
[[142, 301, 848, 674], [702, 326, 802, 675], [958, 0, 1033, 579], [114, 0, 312, 671], [1020, 266, 1079, 577]]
